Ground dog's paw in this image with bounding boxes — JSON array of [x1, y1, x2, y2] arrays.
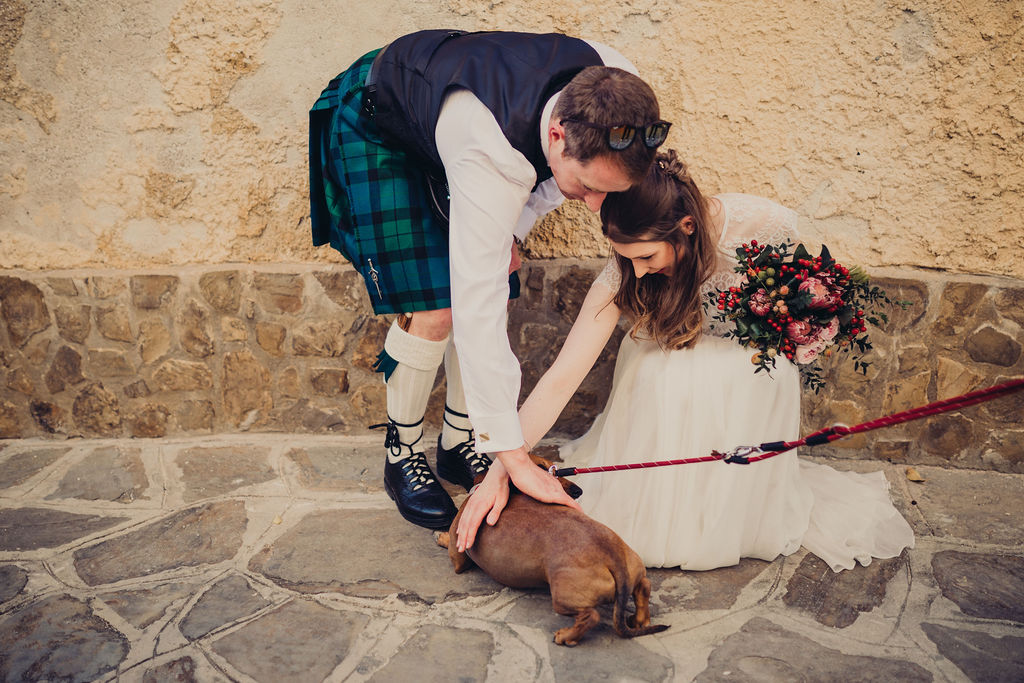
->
[[553, 629, 579, 647], [434, 531, 450, 548]]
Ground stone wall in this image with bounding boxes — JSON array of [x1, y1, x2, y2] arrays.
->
[[1, 0, 1022, 278], [1, 263, 1021, 472], [1, 1, 1022, 466]]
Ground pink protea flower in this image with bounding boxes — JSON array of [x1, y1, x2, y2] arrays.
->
[[819, 316, 840, 343], [786, 319, 816, 345], [748, 288, 772, 316], [794, 339, 828, 364], [799, 276, 842, 309]]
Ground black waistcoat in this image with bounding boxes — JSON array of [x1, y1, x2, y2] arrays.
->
[[372, 30, 602, 184]]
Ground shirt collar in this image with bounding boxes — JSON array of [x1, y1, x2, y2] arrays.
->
[[540, 91, 560, 163]]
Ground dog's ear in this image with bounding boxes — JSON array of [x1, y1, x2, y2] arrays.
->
[[529, 453, 583, 499]]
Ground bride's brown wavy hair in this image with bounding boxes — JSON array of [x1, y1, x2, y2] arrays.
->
[[600, 149, 718, 350]]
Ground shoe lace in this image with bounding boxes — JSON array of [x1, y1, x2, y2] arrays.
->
[[399, 451, 434, 492], [443, 405, 490, 476], [370, 419, 436, 492], [454, 438, 490, 476], [369, 418, 423, 459]]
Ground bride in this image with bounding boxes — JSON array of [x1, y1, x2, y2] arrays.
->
[[456, 149, 914, 571]]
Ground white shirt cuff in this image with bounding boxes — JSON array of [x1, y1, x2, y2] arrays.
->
[[471, 410, 526, 454]]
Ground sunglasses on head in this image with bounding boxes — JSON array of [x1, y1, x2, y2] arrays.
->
[[560, 118, 672, 151]]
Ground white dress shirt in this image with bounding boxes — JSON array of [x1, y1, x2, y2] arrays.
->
[[434, 41, 637, 453]]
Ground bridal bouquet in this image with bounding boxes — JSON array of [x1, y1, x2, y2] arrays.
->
[[706, 241, 906, 393]]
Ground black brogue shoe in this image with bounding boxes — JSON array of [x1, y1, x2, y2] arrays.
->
[[436, 433, 492, 492], [372, 419, 456, 530], [383, 451, 457, 529]]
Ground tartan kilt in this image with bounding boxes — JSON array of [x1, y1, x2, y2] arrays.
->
[[309, 49, 519, 315]]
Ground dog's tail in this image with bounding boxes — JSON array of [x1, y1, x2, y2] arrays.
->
[[611, 573, 669, 639]]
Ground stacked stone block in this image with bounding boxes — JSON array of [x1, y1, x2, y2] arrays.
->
[[0, 267, 386, 440], [0, 264, 1021, 472], [806, 276, 1023, 472]]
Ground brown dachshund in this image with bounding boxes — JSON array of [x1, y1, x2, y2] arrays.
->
[[437, 455, 668, 646]]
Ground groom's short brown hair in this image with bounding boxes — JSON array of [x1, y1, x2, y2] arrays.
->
[[553, 66, 661, 182]]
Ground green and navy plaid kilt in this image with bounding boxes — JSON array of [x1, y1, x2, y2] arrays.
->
[[309, 49, 519, 315]]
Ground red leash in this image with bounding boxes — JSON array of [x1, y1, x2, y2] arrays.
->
[[551, 377, 1024, 477]]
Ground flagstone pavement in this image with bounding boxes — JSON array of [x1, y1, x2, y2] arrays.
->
[[0, 432, 1021, 682]]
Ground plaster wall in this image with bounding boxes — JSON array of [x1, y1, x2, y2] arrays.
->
[[1, 0, 1021, 277]]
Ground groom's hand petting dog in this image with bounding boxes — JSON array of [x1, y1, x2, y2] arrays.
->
[[436, 455, 668, 646]]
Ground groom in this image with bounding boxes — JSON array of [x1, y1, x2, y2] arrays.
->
[[309, 29, 669, 530]]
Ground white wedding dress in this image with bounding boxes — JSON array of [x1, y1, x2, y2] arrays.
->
[[560, 193, 915, 571]]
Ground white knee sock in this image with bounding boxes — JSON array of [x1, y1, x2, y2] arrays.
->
[[384, 319, 447, 463], [441, 341, 476, 450]]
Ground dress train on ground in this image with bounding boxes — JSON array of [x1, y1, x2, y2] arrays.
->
[[560, 334, 914, 571]]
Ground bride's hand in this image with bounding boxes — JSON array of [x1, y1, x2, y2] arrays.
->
[[501, 448, 581, 513]]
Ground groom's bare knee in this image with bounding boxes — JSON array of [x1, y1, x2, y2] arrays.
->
[[404, 308, 452, 342]]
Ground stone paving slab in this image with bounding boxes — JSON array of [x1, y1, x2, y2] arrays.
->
[[0, 433, 1022, 682], [248, 508, 500, 601]]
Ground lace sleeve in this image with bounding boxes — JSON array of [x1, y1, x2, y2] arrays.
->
[[701, 194, 800, 336], [593, 257, 621, 294], [717, 193, 799, 248]]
